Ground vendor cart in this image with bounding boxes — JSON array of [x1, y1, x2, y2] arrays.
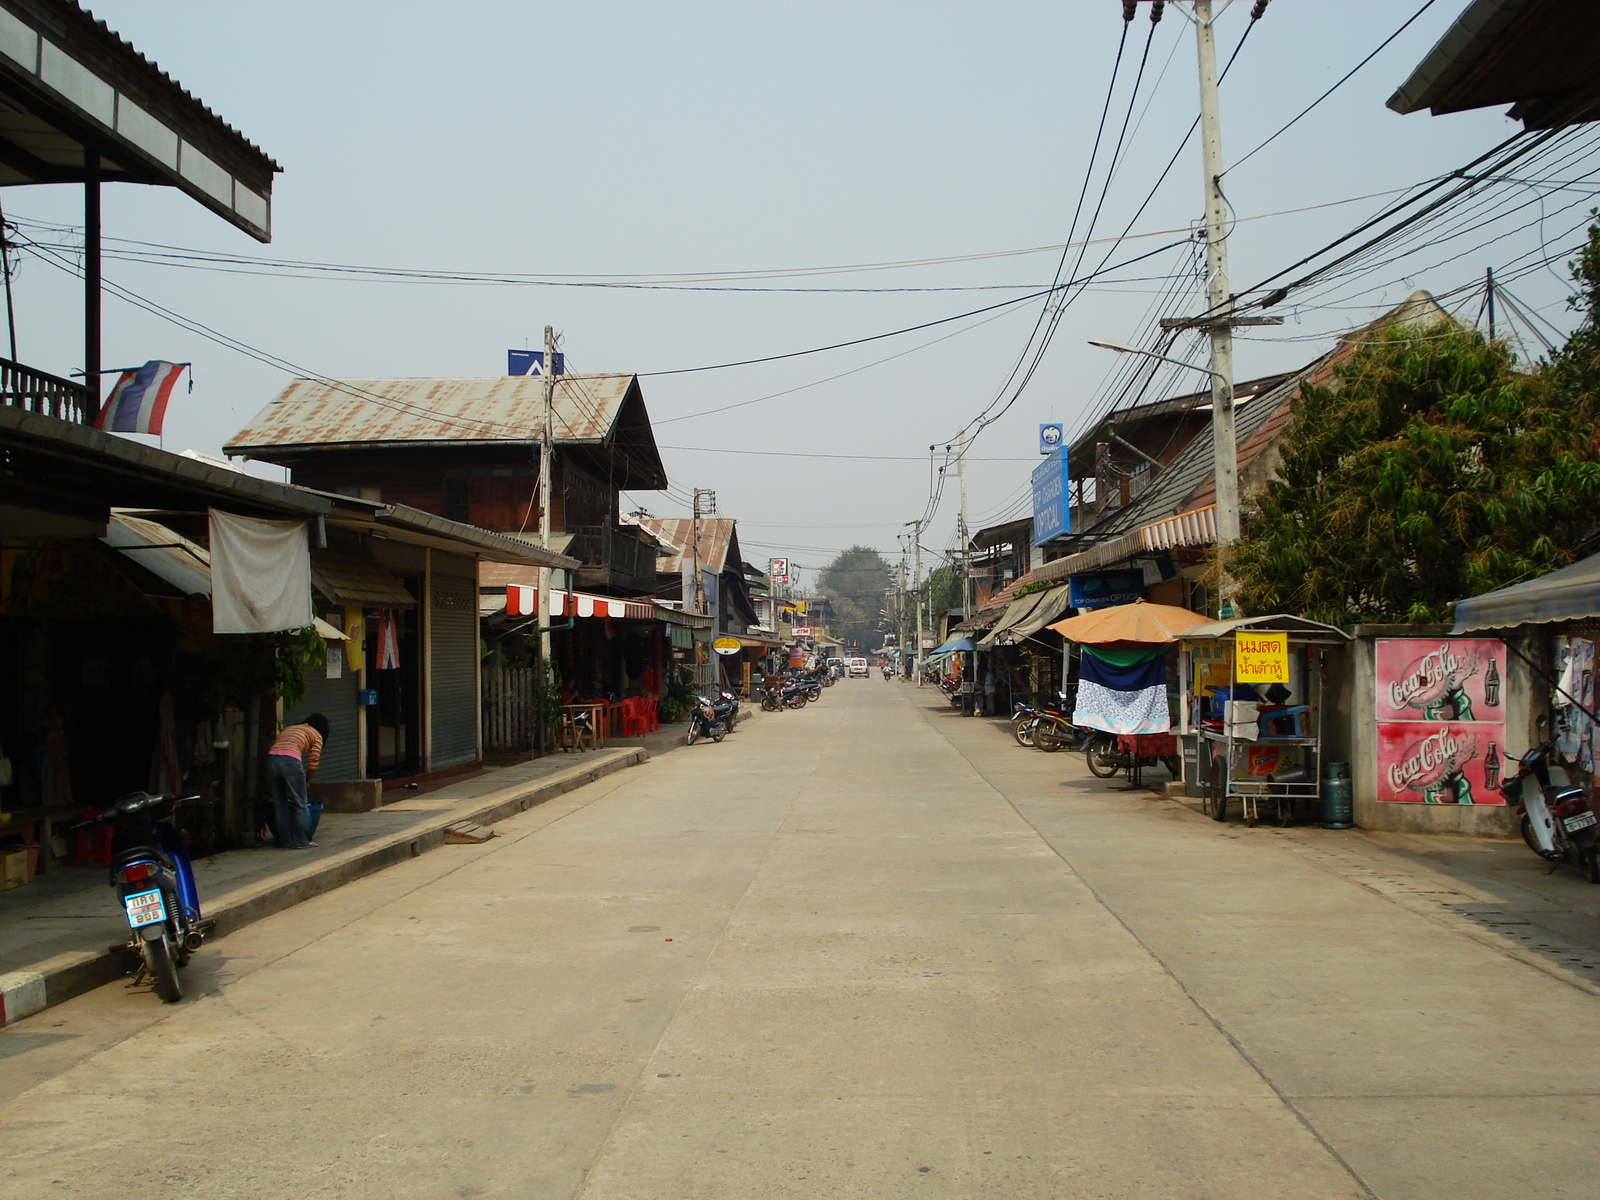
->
[[1178, 615, 1351, 827]]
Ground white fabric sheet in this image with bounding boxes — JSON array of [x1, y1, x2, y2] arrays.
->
[[1073, 679, 1170, 735], [209, 509, 312, 634]]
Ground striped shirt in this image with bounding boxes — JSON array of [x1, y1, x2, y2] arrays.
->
[[267, 724, 323, 777]]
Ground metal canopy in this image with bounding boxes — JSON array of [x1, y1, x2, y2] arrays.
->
[[1451, 551, 1600, 633], [1181, 614, 1352, 642], [0, 0, 278, 239]]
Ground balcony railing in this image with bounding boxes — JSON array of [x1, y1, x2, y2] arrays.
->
[[0, 357, 96, 424], [567, 523, 660, 592]]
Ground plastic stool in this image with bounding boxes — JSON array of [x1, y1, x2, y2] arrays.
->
[[75, 817, 113, 867]]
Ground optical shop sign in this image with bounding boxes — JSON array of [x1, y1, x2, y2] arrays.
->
[[1235, 632, 1288, 683], [1375, 638, 1506, 805]]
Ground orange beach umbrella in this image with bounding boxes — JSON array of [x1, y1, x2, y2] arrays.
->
[[1047, 599, 1210, 645]]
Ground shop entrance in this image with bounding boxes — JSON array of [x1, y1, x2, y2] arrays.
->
[[365, 605, 421, 779]]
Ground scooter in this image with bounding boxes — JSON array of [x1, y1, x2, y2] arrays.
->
[[1500, 734, 1600, 883], [881, 664, 894, 680], [73, 792, 207, 1003], [686, 694, 731, 744], [716, 688, 741, 732]]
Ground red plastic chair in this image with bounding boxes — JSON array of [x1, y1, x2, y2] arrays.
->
[[75, 814, 113, 867], [620, 697, 650, 737]]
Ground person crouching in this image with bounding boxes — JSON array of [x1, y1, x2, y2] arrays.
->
[[266, 713, 329, 849]]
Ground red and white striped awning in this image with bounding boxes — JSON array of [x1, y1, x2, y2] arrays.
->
[[505, 585, 654, 620]]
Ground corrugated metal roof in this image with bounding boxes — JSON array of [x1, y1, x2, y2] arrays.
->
[[1071, 292, 1452, 545], [640, 516, 736, 575], [310, 544, 416, 608], [226, 374, 639, 453]]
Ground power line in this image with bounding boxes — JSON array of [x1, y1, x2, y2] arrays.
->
[[1222, 0, 1441, 178]]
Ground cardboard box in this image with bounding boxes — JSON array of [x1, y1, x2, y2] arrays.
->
[[1, 847, 33, 890]]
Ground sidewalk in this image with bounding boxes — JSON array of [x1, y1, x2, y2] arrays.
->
[[0, 712, 743, 1025], [951, 695, 1600, 984]]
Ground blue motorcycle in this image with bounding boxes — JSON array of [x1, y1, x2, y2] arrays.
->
[[74, 792, 206, 1003], [686, 693, 734, 744]]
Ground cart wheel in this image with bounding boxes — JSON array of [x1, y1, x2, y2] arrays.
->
[[1205, 758, 1228, 822]]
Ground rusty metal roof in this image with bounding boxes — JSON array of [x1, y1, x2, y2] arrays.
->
[[226, 374, 642, 454], [640, 516, 736, 575]]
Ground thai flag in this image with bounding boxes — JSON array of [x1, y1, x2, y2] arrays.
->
[[93, 361, 186, 435]]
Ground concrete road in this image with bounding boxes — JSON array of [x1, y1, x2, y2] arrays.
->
[[2, 682, 1596, 1199]]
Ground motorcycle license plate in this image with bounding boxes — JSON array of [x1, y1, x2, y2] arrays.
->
[[124, 888, 166, 928], [1561, 810, 1597, 833]]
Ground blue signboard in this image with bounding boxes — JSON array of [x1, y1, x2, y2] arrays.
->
[[1032, 446, 1070, 545], [507, 349, 566, 376], [1069, 568, 1146, 609], [1039, 423, 1064, 455]]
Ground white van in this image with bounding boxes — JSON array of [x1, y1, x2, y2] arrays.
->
[[847, 657, 870, 677]]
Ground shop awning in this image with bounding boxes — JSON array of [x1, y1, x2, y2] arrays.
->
[[1180, 614, 1351, 642], [977, 590, 1048, 648], [931, 635, 977, 654], [311, 544, 416, 608], [989, 586, 1076, 647], [1032, 505, 1219, 583], [652, 602, 714, 629], [503, 585, 654, 620], [102, 512, 212, 597], [1450, 552, 1600, 633]]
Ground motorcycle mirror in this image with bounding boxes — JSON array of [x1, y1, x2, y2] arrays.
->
[[1537, 713, 1548, 732]]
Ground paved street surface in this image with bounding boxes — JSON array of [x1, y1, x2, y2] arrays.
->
[[3, 682, 1597, 1199]]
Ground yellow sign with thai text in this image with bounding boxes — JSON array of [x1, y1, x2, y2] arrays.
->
[[1235, 632, 1288, 683]]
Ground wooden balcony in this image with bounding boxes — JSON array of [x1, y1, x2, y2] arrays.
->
[[0, 358, 96, 424], [568, 523, 659, 597]]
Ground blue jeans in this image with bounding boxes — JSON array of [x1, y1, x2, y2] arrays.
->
[[267, 755, 311, 847]]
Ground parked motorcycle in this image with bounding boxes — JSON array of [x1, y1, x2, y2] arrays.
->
[[72, 792, 206, 1003], [759, 681, 784, 712], [716, 688, 741, 732], [1500, 733, 1599, 883], [686, 694, 732, 744], [1083, 733, 1181, 780], [1029, 694, 1087, 753], [1011, 701, 1040, 747]]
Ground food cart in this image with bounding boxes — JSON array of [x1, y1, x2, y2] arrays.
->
[[1177, 614, 1351, 826]]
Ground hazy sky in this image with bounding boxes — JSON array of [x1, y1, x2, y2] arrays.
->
[[8, 1, 1586, 586]]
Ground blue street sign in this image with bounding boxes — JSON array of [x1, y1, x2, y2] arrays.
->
[[1032, 446, 1070, 545], [1038, 423, 1064, 455], [507, 350, 566, 376]]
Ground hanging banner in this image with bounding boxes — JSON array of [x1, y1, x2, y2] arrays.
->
[[1235, 632, 1288, 683], [1374, 638, 1507, 804]]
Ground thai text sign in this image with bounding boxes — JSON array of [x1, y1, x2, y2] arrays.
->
[[1235, 632, 1288, 683], [1031, 447, 1070, 545], [1375, 638, 1506, 805]]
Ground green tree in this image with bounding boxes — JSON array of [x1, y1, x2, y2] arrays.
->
[[920, 564, 962, 622], [1232, 322, 1600, 625], [817, 546, 893, 651]]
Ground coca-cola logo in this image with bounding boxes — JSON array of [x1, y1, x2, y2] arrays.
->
[[1386, 727, 1478, 793], [1389, 643, 1480, 711]]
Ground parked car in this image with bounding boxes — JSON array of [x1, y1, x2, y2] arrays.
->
[[847, 657, 870, 677]]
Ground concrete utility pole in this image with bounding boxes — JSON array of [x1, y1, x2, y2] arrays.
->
[[537, 324, 558, 666], [691, 488, 715, 617], [957, 432, 971, 621], [1193, 0, 1241, 567], [910, 519, 925, 687]]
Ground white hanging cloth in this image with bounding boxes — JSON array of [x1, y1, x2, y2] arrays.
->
[[209, 509, 313, 634]]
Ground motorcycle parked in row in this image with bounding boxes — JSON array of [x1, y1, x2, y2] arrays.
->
[[72, 792, 207, 1004], [1500, 731, 1600, 883], [686, 692, 736, 744], [1081, 733, 1182, 780]]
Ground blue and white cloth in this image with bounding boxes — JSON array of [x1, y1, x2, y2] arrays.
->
[[1072, 646, 1172, 735]]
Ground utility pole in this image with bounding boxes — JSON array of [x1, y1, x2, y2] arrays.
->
[[1486, 267, 1496, 341], [691, 488, 715, 616], [910, 519, 925, 687], [537, 324, 558, 666], [957, 432, 971, 621], [1194, 0, 1240, 563]]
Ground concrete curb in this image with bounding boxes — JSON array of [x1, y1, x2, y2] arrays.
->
[[0, 746, 649, 1026]]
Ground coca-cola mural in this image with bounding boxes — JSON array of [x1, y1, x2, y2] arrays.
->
[[1375, 638, 1506, 804]]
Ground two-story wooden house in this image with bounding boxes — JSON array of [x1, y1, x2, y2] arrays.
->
[[224, 374, 668, 596]]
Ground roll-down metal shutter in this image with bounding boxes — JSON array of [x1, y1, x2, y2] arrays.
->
[[429, 573, 479, 769], [286, 671, 360, 781]]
